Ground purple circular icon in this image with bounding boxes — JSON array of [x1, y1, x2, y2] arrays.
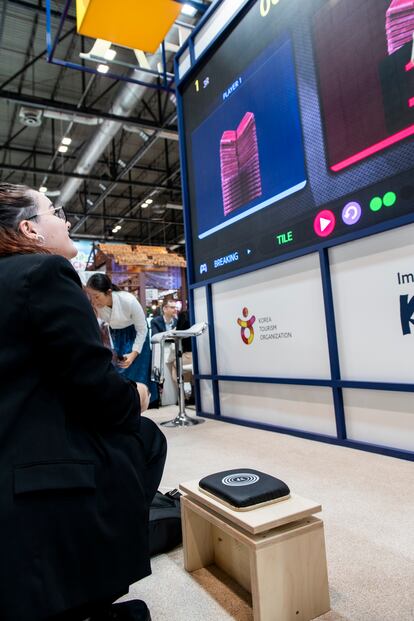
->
[[342, 201, 362, 225]]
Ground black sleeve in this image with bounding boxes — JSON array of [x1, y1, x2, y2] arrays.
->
[[28, 255, 140, 429]]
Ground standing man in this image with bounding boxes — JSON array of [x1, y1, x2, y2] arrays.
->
[[150, 299, 178, 406], [151, 299, 178, 335]]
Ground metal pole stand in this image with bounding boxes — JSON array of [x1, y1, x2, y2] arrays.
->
[[161, 337, 205, 427]]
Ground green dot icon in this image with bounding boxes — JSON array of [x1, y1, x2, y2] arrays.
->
[[370, 196, 382, 212], [383, 191, 396, 207]]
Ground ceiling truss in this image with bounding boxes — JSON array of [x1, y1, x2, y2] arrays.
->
[[0, 0, 211, 250]]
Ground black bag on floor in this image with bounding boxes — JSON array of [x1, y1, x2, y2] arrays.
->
[[148, 490, 182, 557]]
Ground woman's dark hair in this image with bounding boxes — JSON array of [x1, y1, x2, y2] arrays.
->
[[86, 273, 120, 292], [0, 183, 48, 256]]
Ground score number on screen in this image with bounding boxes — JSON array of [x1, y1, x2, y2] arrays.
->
[[194, 77, 211, 92]]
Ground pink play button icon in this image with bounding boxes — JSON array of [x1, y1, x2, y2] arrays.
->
[[313, 209, 336, 237]]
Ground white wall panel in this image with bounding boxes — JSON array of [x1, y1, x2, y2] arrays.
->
[[194, 0, 246, 60], [343, 389, 414, 452], [177, 47, 191, 80], [219, 381, 336, 436], [199, 380, 215, 414], [193, 286, 211, 375], [212, 254, 330, 378], [330, 223, 414, 382]]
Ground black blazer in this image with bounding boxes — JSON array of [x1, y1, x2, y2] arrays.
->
[[150, 314, 177, 335], [0, 254, 150, 620]]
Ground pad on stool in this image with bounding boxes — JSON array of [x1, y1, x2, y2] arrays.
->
[[199, 469, 290, 510]]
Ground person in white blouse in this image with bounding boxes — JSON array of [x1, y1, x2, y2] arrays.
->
[[86, 274, 154, 396]]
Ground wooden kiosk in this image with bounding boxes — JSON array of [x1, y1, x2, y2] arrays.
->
[[179, 480, 330, 621]]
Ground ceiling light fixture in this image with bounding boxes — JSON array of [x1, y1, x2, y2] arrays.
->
[[181, 3, 197, 17], [39, 186, 47, 193], [97, 64, 109, 74], [104, 49, 117, 61], [138, 130, 150, 142], [58, 145, 68, 153], [146, 198, 153, 204], [61, 137, 72, 146]]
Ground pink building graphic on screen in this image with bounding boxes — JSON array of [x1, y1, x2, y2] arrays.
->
[[220, 112, 262, 216], [385, 0, 414, 55]]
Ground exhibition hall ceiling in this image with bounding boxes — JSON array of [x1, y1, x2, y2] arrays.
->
[[0, 0, 210, 250]]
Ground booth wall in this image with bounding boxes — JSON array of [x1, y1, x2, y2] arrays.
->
[[176, 0, 414, 461], [189, 222, 414, 460]]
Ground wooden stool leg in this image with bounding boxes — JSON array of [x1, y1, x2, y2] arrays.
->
[[181, 496, 214, 572], [250, 519, 330, 621]]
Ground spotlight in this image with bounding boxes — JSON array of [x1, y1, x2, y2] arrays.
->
[[58, 145, 68, 153], [181, 3, 197, 16], [138, 130, 150, 142], [97, 64, 109, 74], [104, 49, 117, 61], [61, 137, 72, 146], [39, 186, 47, 193]]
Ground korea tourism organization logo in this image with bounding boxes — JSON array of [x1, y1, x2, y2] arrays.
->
[[237, 306, 256, 345]]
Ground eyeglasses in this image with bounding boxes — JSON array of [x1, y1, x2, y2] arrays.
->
[[27, 205, 67, 222]]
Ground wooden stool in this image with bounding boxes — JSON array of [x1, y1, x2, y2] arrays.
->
[[179, 480, 330, 621]]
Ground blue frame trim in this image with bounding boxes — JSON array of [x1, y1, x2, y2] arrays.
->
[[175, 0, 414, 460], [199, 413, 414, 462], [319, 248, 347, 440], [45, 0, 176, 92], [206, 284, 221, 417], [196, 374, 414, 393], [197, 374, 332, 386], [187, 288, 203, 415], [48, 0, 71, 60]]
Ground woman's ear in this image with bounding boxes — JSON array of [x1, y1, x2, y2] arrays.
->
[[18, 219, 38, 240]]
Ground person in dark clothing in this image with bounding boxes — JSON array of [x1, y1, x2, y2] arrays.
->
[[0, 183, 166, 621], [176, 309, 192, 353], [172, 309, 195, 402], [150, 299, 177, 336]]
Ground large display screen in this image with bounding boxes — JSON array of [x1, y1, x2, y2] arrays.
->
[[181, 0, 414, 282]]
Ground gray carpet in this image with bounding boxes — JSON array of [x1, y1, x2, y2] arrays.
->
[[119, 407, 414, 621]]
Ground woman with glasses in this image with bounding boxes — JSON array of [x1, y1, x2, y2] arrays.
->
[[0, 184, 166, 621]]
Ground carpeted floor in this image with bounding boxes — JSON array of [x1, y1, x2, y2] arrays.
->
[[119, 406, 414, 621]]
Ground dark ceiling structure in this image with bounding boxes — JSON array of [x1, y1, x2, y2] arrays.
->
[[0, 0, 211, 251]]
